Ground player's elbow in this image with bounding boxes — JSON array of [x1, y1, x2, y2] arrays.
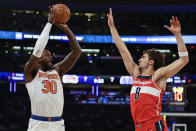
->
[[184, 56, 189, 64], [73, 49, 82, 58], [76, 49, 82, 57], [181, 56, 189, 65], [78, 48, 82, 55]]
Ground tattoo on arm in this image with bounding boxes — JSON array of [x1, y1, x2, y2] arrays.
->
[[64, 27, 81, 52], [55, 27, 81, 75]]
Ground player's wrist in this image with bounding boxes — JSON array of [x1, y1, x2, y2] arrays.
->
[[48, 17, 55, 24], [109, 23, 115, 28], [63, 25, 69, 31], [174, 32, 181, 37], [63, 26, 71, 34], [178, 52, 188, 56], [48, 21, 53, 24], [47, 22, 53, 26]]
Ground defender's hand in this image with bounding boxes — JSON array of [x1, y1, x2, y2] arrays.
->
[[107, 8, 115, 27], [164, 16, 181, 35]]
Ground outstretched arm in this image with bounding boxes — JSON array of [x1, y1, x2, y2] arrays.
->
[[155, 16, 189, 80], [24, 6, 56, 83], [54, 24, 82, 76], [107, 8, 140, 77]]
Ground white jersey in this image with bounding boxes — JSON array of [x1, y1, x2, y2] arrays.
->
[[26, 69, 64, 117]]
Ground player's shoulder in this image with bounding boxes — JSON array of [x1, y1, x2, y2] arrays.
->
[[51, 64, 61, 75], [25, 68, 40, 85], [154, 67, 167, 82], [154, 68, 167, 90]]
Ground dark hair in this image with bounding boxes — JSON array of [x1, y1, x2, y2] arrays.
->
[[143, 48, 165, 71]]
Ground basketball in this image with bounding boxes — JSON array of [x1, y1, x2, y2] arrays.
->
[[53, 4, 71, 24]]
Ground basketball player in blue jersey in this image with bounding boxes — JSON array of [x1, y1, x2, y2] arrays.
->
[[24, 6, 81, 131]]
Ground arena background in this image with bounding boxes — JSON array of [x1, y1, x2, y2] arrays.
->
[[0, 0, 196, 131]]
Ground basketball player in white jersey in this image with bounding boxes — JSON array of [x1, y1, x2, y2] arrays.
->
[[24, 6, 81, 131], [107, 8, 189, 130]]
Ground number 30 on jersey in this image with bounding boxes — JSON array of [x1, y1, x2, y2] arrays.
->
[[42, 80, 57, 94]]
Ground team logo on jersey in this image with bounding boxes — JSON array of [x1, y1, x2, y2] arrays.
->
[[39, 72, 59, 80]]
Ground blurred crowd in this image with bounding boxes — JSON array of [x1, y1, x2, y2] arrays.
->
[[0, 9, 196, 76], [0, 9, 196, 35]]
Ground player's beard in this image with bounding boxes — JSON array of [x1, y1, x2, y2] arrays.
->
[[47, 62, 53, 70], [41, 61, 53, 71]]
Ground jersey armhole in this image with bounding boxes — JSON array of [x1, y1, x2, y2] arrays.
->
[[53, 69, 63, 83], [26, 69, 40, 86], [152, 74, 162, 90], [53, 69, 60, 77]]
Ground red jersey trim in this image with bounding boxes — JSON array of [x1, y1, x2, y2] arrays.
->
[[152, 74, 162, 90], [133, 73, 142, 81]]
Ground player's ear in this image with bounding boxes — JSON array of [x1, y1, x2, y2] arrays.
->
[[149, 59, 154, 65]]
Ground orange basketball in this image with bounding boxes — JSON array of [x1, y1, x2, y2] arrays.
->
[[53, 4, 71, 24]]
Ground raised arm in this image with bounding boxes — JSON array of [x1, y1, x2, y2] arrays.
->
[[24, 6, 56, 83], [54, 24, 82, 76], [155, 16, 189, 80], [107, 8, 140, 77]]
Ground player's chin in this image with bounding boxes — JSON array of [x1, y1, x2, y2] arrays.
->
[[48, 62, 52, 67], [138, 65, 143, 70]]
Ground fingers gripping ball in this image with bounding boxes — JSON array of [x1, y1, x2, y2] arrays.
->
[[54, 4, 71, 24]]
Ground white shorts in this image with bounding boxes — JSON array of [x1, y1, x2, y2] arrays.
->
[[27, 118, 65, 131]]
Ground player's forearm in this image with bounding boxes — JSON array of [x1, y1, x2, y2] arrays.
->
[[109, 25, 129, 54], [175, 33, 189, 62], [109, 25, 136, 68], [64, 27, 81, 54], [33, 23, 52, 58], [175, 33, 187, 52]]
